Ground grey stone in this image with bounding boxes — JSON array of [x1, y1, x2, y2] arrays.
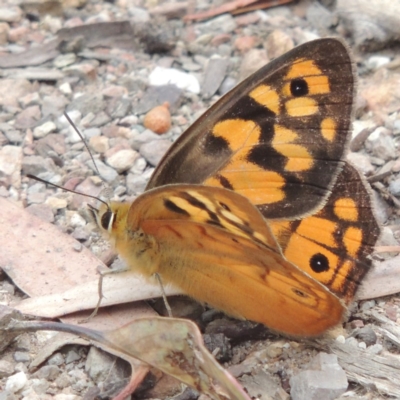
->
[[14, 105, 41, 129], [15, 334, 30, 351], [126, 169, 153, 194], [53, 53, 77, 68], [87, 111, 111, 127], [354, 326, 377, 346], [107, 97, 132, 119], [202, 58, 229, 99], [0, 360, 14, 378], [139, 139, 171, 166], [33, 365, 60, 381], [389, 177, 400, 196], [30, 378, 49, 394], [128, 6, 150, 23], [306, 2, 335, 33], [218, 75, 236, 96], [367, 127, 396, 161], [290, 353, 348, 400], [65, 349, 81, 364], [54, 372, 71, 389], [0, 392, 18, 400], [202, 14, 237, 33], [134, 84, 183, 115], [86, 159, 118, 183], [67, 93, 105, 116], [360, 300, 376, 311], [85, 347, 115, 383], [130, 129, 168, 150], [13, 352, 30, 363], [21, 155, 56, 177], [3, 129, 23, 144], [41, 95, 68, 118], [47, 353, 64, 366], [371, 190, 390, 225]]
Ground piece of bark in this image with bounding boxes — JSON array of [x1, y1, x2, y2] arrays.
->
[[185, 0, 293, 21], [328, 341, 400, 398]]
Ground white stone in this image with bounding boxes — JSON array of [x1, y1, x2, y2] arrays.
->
[[366, 55, 391, 70], [54, 394, 81, 400], [59, 82, 72, 95], [33, 121, 57, 138], [66, 211, 86, 228], [351, 119, 376, 139], [106, 149, 139, 173], [59, 111, 82, 143], [5, 371, 28, 393], [335, 335, 346, 344], [149, 66, 200, 94]]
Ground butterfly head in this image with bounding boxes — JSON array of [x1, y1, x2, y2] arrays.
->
[[88, 201, 131, 240]]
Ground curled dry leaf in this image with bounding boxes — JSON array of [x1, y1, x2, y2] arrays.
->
[[143, 102, 171, 134], [7, 317, 251, 400]]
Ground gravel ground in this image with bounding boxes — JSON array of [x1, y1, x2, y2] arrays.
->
[[1, 0, 400, 399]]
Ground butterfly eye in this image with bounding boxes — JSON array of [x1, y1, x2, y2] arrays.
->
[[101, 210, 114, 231], [309, 253, 329, 273], [290, 78, 309, 97]]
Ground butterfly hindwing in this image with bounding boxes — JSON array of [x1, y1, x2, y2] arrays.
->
[[270, 162, 380, 304], [148, 39, 355, 220]]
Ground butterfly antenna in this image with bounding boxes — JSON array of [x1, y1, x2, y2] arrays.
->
[[27, 174, 109, 210], [64, 112, 102, 180], [64, 112, 111, 202]]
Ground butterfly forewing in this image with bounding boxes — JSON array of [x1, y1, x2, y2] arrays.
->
[[148, 39, 355, 220], [121, 185, 345, 336]]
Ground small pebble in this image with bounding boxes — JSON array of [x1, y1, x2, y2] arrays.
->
[[143, 102, 171, 134]]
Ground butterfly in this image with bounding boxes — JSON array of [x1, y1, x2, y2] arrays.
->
[[90, 38, 380, 337]]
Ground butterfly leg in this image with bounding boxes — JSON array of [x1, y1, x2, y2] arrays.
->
[[79, 262, 130, 323], [154, 273, 173, 317]]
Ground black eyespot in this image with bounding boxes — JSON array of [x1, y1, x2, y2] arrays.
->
[[290, 78, 309, 97], [310, 253, 329, 273], [101, 210, 113, 230]]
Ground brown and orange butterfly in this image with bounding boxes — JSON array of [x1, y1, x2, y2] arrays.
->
[[90, 38, 380, 337]]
